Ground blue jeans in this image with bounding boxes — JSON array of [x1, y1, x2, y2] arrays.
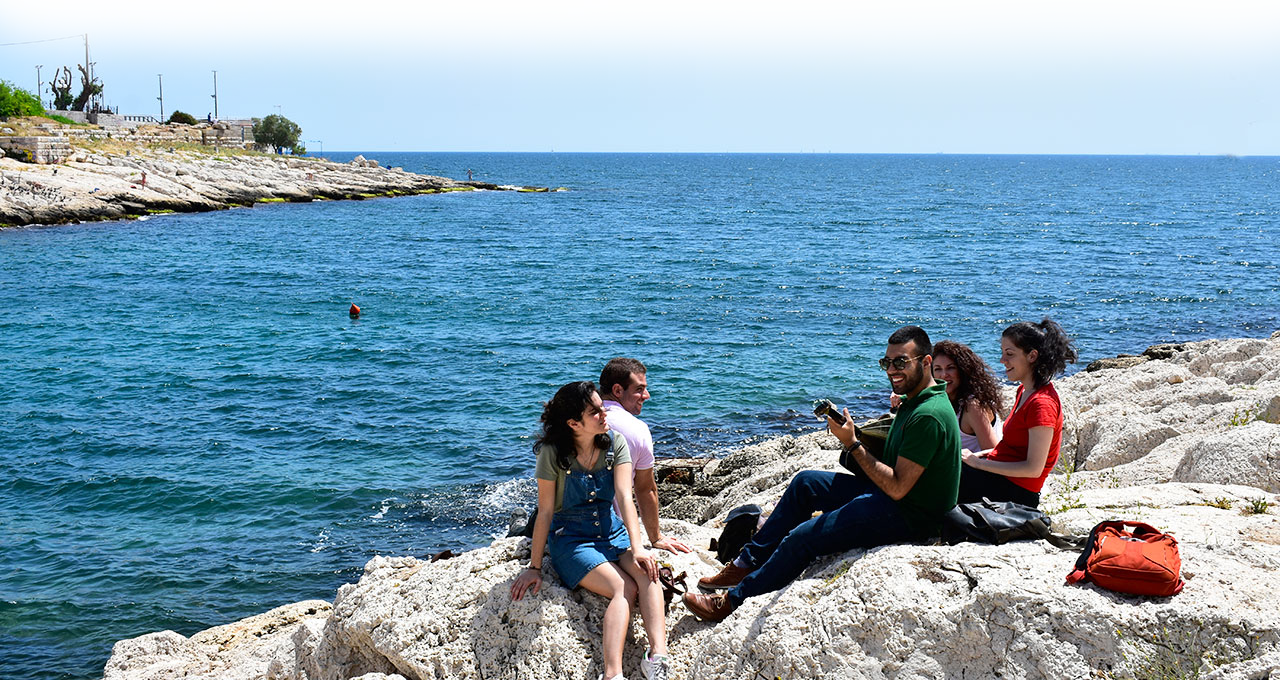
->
[[728, 470, 911, 607]]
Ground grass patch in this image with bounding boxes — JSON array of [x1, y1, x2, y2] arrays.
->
[[1112, 622, 1260, 680], [440, 186, 475, 192], [41, 113, 85, 126], [144, 208, 176, 215], [1243, 498, 1271, 515], [1045, 458, 1088, 515], [256, 197, 287, 203], [1200, 497, 1234, 510], [516, 186, 549, 192], [1226, 403, 1275, 426]]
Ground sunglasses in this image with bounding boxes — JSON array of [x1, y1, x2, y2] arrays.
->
[[878, 355, 925, 371]]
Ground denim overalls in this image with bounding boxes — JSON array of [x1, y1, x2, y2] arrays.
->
[[549, 442, 631, 589]]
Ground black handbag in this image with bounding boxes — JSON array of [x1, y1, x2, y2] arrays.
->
[[941, 498, 1084, 550]]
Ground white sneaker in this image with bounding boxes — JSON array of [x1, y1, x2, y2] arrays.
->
[[597, 675, 626, 680], [641, 651, 671, 680]]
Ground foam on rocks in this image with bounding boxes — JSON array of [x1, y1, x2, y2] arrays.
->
[[103, 332, 1280, 679]]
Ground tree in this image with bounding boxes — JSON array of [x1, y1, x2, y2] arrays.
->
[[252, 114, 303, 154], [71, 62, 103, 112], [0, 80, 43, 119], [167, 110, 197, 125], [50, 67, 74, 110]]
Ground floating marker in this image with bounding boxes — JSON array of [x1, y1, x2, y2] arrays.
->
[[349, 303, 361, 318]]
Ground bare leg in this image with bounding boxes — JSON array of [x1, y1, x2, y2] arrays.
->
[[618, 549, 667, 657], [577, 561, 637, 678]]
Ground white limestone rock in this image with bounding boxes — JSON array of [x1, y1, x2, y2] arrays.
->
[[103, 600, 331, 680], [102, 332, 1280, 680]]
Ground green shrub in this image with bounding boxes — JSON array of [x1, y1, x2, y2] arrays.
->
[[167, 111, 198, 125], [42, 113, 82, 125], [0, 80, 44, 119]]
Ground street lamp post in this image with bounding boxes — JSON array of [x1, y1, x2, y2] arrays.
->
[[35, 65, 43, 109], [157, 74, 164, 122], [211, 70, 219, 121]]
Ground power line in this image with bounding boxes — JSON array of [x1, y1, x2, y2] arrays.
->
[[0, 34, 85, 48]]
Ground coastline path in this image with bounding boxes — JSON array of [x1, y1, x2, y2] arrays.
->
[[0, 147, 557, 228]]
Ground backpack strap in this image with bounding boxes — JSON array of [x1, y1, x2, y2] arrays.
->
[[604, 432, 615, 470], [1026, 518, 1088, 551], [1066, 520, 1123, 584]]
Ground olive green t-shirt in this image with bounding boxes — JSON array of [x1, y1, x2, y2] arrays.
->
[[534, 431, 631, 513], [880, 382, 961, 537]]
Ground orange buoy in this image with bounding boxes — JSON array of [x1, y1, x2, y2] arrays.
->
[[349, 303, 361, 318]]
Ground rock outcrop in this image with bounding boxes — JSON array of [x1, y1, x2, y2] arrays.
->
[[103, 332, 1280, 680], [0, 148, 557, 228]]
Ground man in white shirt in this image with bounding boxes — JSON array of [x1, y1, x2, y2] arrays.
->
[[600, 358, 692, 554]]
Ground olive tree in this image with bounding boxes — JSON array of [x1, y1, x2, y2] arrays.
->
[[252, 114, 303, 154]]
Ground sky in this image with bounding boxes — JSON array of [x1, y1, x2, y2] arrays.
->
[[2, 1, 1278, 154]]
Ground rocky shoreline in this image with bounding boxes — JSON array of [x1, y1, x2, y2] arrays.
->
[[0, 146, 556, 228], [103, 332, 1280, 680]]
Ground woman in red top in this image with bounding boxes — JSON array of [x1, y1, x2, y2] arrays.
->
[[958, 318, 1076, 507]]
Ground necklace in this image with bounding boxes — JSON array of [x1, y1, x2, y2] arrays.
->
[[575, 444, 600, 470]]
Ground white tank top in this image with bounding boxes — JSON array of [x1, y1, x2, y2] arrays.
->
[[959, 404, 1003, 453]]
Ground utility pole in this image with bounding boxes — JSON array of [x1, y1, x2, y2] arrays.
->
[[211, 70, 218, 121], [35, 65, 43, 108], [84, 34, 92, 111], [157, 74, 164, 122]]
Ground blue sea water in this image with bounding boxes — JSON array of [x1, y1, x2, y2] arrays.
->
[[1, 153, 1278, 679]]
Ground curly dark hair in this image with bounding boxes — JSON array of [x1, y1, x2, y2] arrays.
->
[[933, 340, 1004, 416], [1002, 318, 1078, 389], [534, 381, 612, 471]]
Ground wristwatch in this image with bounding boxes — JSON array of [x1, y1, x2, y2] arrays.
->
[[842, 440, 864, 456]]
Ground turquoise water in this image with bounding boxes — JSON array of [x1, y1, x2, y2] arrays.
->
[[2, 153, 1278, 679]]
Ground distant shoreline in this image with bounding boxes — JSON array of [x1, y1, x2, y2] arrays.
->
[[0, 141, 559, 229]]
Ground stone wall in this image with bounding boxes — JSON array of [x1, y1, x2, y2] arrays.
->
[[0, 136, 73, 164], [26, 122, 256, 150]]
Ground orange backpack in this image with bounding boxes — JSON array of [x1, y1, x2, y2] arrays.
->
[[1066, 521, 1184, 597]]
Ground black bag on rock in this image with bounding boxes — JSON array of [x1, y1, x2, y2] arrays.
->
[[709, 503, 762, 563], [941, 498, 1085, 550]]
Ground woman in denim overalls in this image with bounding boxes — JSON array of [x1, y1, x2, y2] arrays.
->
[[511, 381, 671, 680]]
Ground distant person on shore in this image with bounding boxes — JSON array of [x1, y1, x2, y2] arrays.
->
[[510, 381, 671, 680], [599, 358, 692, 555], [958, 319, 1076, 507], [467, 168, 474, 180], [683, 326, 961, 622]]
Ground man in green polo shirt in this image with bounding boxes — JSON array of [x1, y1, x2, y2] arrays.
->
[[684, 325, 961, 621]]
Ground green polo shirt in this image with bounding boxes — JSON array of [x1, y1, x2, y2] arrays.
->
[[880, 382, 961, 537]]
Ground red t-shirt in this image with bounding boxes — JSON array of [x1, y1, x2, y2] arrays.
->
[[987, 382, 1063, 493]]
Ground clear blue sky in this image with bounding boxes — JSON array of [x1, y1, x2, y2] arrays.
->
[[3, 1, 1278, 154]]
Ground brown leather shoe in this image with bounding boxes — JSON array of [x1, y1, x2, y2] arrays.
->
[[683, 591, 735, 622], [697, 562, 750, 590]]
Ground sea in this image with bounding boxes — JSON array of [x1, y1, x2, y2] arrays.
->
[[2, 153, 1278, 679]]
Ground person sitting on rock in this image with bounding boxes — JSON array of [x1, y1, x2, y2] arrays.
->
[[958, 318, 1077, 507], [510, 381, 672, 680], [599, 357, 693, 555], [683, 326, 961, 622], [932, 340, 1005, 454]]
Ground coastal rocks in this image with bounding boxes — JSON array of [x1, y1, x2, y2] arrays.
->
[[1057, 335, 1280, 491], [273, 525, 716, 680], [102, 332, 1280, 680], [0, 148, 553, 228], [103, 600, 331, 680]]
